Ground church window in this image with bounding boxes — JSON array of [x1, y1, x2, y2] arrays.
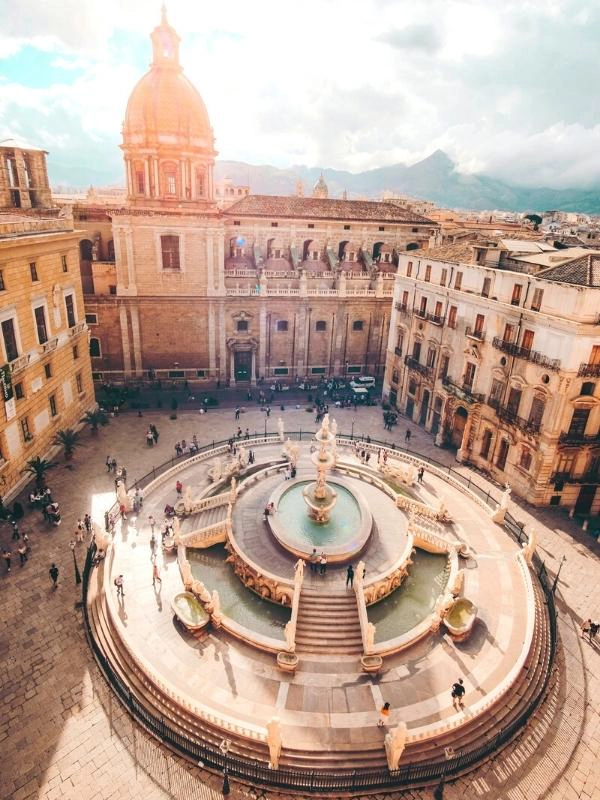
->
[[89, 337, 101, 358], [519, 448, 532, 471], [166, 174, 176, 195], [161, 235, 180, 270], [136, 171, 145, 194], [237, 320, 248, 332], [353, 320, 364, 332], [277, 320, 288, 332], [195, 168, 205, 197], [315, 320, 327, 331]]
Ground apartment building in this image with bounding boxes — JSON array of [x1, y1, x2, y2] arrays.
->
[[383, 239, 600, 512]]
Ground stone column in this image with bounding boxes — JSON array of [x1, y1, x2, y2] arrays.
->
[[153, 159, 160, 197], [144, 160, 151, 197], [251, 350, 257, 386], [129, 304, 142, 375], [219, 303, 227, 384], [259, 304, 267, 379], [208, 302, 216, 375], [230, 349, 236, 387], [119, 305, 132, 376]]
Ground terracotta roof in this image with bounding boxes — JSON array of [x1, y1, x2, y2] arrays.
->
[[424, 239, 488, 263], [223, 195, 435, 225], [537, 253, 600, 287]]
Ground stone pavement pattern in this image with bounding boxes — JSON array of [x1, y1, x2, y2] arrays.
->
[[0, 403, 599, 800]]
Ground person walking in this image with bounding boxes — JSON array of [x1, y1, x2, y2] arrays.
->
[[417, 467, 425, 483], [114, 574, 125, 597], [11, 520, 20, 540], [3, 548, 12, 573], [49, 563, 59, 588], [151, 425, 159, 444], [451, 678, 466, 710], [176, 480, 183, 495], [235, 406, 240, 420], [106, 455, 112, 472], [378, 702, 391, 727], [309, 548, 318, 573], [76, 519, 85, 542], [346, 564, 355, 588], [150, 531, 157, 557], [149, 515, 156, 536], [405, 429, 411, 444], [146, 429, 154, 447], [152, 561, 162, 586], [18, 542, 28, 566], [319, 552, 327, 575], [84, 514, 92, 536]]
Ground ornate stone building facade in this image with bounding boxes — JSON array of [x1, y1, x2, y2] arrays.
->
[[0, 144, 94, 498], [75, 11, 438, 387], [383, 239, 600, 511]]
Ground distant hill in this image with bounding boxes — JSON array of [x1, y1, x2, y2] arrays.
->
[[48, 149, 600, 214], [214, 151, 600, 214]]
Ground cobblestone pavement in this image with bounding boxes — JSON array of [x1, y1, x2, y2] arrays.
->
[[1, 403, 599, 800]]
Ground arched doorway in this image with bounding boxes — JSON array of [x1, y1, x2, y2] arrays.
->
[[450, 406, 468, 449], [419, 389, 430, 426]]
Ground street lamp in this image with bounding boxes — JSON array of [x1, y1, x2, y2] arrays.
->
[[351, 418, 355, 440], [264, 417, 267, 437], [70, 541, 81, 585], [219, 738, 231, 795], [552, 555, 567, 594]]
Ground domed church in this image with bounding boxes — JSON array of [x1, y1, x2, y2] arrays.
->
[[77, 8, 437, 386]]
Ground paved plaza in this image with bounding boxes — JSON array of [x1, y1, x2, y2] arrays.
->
[[1, 402, 600, 800]]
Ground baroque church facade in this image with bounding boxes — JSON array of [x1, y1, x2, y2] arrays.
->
[[76, 10, 438, 386]]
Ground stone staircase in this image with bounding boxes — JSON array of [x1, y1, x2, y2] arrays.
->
[[86, 564, 554, 778], [295, 587, 363, 655], [179, 504, 227, 535]]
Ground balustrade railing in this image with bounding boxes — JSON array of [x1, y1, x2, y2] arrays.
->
[[558, 430, 600, 445], [442, 376, 484, 404], [9, 353, 30, 374], [578, 363, 600, 377], [485, 397, 542, 434], [404, 356, 432, 378], [491, 337, 561, 371]]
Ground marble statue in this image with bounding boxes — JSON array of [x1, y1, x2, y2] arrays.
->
[[116, 481, 133, 512], [385, 722, 407, 771], [492, 483, 511, 524], [365, 622, 376, 654], [183, 485, 193, 513], [284, 620, 296, 653], [294, 558, 305, 582], [172, 516, 181, 542], [522, 527, 537, 565], [501, 483, 512, 509], [267, 717, 282, 769], [208, 458, 222, 483], [180, 557, 193, 589], [277, 417, 285, 442], [449, 568, 464, 596], [229, 476, 238, 502]]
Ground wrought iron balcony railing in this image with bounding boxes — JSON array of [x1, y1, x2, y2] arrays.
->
[[442, 376, 484, 404], [550, 471, 600, 484], [577, 363, 600, 378], [558, 430, 600, 445], [491, 337, 561, 371], [465, 326, 486, 342], [485, 396, 542, 434], [394, 302, 409, 315], [404, 355, 432, 379]]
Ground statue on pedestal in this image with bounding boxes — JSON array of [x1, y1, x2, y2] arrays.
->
[[267, 717, 282, 769], [277, 417, 285, 442], [385, 722, 407, 770]]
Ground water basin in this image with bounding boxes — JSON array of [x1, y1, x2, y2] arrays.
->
[[188, 545, 290, 640], [368, 550, 449, 642]]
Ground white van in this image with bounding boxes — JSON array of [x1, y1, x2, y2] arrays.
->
[[350, 376, 376, 389]]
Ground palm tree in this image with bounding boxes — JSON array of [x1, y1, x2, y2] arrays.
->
[[23, 456, 58, 488], [81, 408, 109, 435], [53, 428, 83, 460]]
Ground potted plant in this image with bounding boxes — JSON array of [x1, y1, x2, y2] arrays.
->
[[53, 428, 83, 461], [23, 456, 58, 489], [81, 408, 109, 435]]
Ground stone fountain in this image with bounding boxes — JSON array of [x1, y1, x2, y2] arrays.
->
[[302, 414, 338, 523]]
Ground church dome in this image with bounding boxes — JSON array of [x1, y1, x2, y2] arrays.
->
[[122, 7, 215, 153], [312, 173, 329, 199]]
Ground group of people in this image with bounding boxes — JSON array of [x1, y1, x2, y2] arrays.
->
[[581, 619, 599, 642], [145, 424, 160, 446], [308, 548, 328, 574], [174, 435, 200, 456]]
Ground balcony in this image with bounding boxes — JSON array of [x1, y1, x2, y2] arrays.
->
[[40, 337, 58, 355], [9, 353, 31, 375], [442, 376, 484, 405], [465, 326, 486, 342], [69, 321, 86, 337], [558, 431, 600, 445], [578, 363, 600, 378], [491, 337, 561, 371], [415, 309, 445, 326], [550, 471, 600, 484], [404, 355, 432, 379], [485, 396, 542, 434], [394, 302, 409, 316]]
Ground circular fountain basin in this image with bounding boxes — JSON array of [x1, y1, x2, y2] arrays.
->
[[267, 478, 372, 562]]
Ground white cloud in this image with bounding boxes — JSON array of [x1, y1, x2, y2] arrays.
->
[[0, 0, 598, 188]]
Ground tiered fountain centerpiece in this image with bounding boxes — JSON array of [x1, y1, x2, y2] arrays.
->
[[266, 415, 373, 562], [302, 414, 338, 523]]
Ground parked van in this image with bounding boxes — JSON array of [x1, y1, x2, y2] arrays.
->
[[350, 376, 376, 389]]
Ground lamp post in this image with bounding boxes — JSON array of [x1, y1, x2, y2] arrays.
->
[[552, 555, 567, 594], [351, 418, 355, 440], [264, 417, 267, 437], [70, 541, 81, 585]]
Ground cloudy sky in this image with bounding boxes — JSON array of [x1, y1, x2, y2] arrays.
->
[[0, 0, 599, 188]]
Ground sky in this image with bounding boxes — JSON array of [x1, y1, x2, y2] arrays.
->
[[0, 0, 599, 188]]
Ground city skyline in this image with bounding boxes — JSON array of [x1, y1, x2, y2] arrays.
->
[[1, 0, 600, 190]]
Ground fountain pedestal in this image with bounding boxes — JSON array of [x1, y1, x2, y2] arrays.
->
[[303, 414, 338, 524]]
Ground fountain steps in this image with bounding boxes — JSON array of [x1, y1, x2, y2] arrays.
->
[[180, 505, 227, 534], [295, 589, 363, 654], [88, 560, 553, 776]]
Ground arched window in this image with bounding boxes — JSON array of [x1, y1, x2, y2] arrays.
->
[[163, 163, 178, 196], [480, 429, 492, 459], [519, 448, 533, 471], [89, 337, 101, 358]]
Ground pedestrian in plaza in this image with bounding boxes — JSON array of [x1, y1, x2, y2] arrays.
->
[[590, 621, 599, 643], [84, 514, 92, 536], [11, 520, 20, 540], [111, 457, 118, 473], [151, 424, 159, 444], [266, 406, 271, 418], [152, 562, 162, 586], [319, 552, 327, 575], [49, 563, 59, 587], [451, 678, 466, 710], [106, 455, 112, 472], [119, 503, 127, 521], [18, 542, 28, 566], [114, 574, 125, 597], [235, 406, 240, 420], [346, 564, 354, 588], [245, 428, 250, 440], [417, 467, 425, 483], [377, 702, 391, 727], [150, 531, 157, 556], [309, 548, 318, 573], [405, 429, 411, 444], [237, 427, 242, 438], [148, 515, 156, 535], [146, 428, 154, 447], [3, 548, 12, 573], [76, 519, 85, 542], [176, 480, 183, 495]]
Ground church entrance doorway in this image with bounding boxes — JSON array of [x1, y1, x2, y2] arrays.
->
[[450, 406, 468, 449], [234, 351, 252, 382]]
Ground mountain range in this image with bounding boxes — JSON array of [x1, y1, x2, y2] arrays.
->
[[213, 150, 600, 215], [48, 150, 600, 214]]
